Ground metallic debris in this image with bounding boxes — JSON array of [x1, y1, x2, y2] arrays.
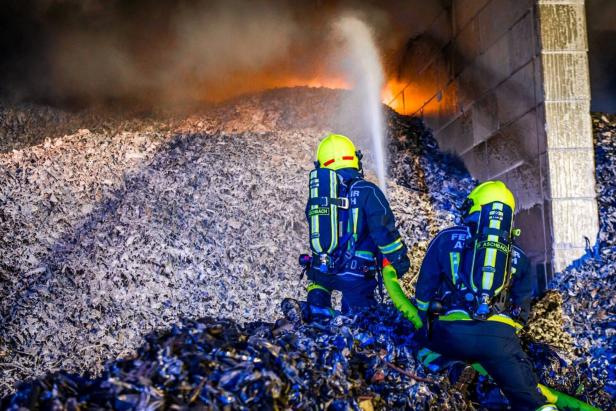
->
[[0, 93, 614, 409], [0, 89, 471, 397], [1, 307, 463, 410]]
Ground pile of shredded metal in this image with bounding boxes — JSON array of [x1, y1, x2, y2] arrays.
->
[[3, 303, 611, 410], [0, 88, 470, 397], [547, 113, 616, 400], [2, 307, 463, 410], [1, 92, 614, 409], [513, 113, 616, 407], [522, 292, 613, 408]]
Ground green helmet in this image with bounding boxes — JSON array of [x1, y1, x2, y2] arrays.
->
[[461, 180, 515, 219]]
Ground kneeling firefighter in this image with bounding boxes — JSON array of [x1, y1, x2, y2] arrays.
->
[[300, 133, 422, 328], [414, 181, 560, 411]]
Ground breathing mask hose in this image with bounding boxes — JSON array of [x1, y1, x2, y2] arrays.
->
[[382, 264, 423, 330]]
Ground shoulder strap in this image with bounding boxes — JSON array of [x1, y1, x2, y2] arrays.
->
[[344, 178, 369, 246], [335, 177, 360, 255], [332, 178, 371, 269]]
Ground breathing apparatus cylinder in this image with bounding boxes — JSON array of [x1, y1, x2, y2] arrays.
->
[[461, 181, 516, 317], [469, 200, 514, 317]]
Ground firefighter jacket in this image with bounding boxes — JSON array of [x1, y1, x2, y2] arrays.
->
[[415, 225, 533, 326]]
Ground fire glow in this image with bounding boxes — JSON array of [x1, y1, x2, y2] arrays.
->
[[192, 73, 411, 114], [203, 76, 411, 112]]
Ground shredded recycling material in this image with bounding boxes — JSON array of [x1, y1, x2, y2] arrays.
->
[[594, 113, 616, 248], [0, 88, 469, 399], [515, 113, 616, 407], [2, 307, 465, 410], [0, 91, 614, 409]]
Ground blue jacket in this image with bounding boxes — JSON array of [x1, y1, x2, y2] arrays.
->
[[415, 226, 533, 322], [305, 168, 410, 276]]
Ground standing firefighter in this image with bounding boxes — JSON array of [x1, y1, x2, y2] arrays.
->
[[415, 181, 557, 411], [300, 133, 422, 327]]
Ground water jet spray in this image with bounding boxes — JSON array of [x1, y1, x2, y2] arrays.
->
[[335, 16, 388, 194]]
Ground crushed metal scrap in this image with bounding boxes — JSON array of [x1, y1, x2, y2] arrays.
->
[[1, 307, 463, 410], [0, 88, 470, 398], [0, 92, 614, 409], [2, 303, 612, 410]]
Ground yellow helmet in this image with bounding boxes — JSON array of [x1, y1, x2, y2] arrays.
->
[[464, 180, 515, 216], [316, 133, 359, 170]]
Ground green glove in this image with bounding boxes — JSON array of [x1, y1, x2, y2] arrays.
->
[[472, 364, 602, 411], [538, 384, 602, 411], [382, 264, 423, 329]]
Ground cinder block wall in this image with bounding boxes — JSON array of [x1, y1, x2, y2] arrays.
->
[[537, 0, 598, 273], [388, 0, 598, 281]]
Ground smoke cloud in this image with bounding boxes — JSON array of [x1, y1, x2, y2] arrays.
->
[[1, 0, 429, 107], [4, 1, 610, 112], [51, 1, 312, 103]]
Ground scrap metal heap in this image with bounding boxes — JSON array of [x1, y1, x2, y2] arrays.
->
[[0, 90, 613, 409]]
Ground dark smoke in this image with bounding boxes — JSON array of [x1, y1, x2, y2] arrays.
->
[[1, 1, 612, 111], [0, 0, 442, 107], [0, 0, 303, 105]]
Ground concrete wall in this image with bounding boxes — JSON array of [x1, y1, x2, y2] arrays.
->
[[388, 0, 598, 281]]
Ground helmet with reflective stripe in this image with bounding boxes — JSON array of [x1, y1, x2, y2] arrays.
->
[[462, 180, 515, 217], [316, 133, 359, 170]]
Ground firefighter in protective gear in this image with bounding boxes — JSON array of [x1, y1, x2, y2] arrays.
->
[[304, 134, 421, 328], [414, 181, 557, 411]]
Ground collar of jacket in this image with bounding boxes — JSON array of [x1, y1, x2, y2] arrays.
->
[[336, 167, 361, 182]]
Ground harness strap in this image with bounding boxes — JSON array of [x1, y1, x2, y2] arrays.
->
[[333, 178, 356, 265], [308, 196, 349, 209], [341, 178, 369, 261], [446, 249, 475, 295], [481, 227, 511, 240]]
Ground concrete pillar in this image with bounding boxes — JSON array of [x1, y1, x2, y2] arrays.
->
[[537, 0, 599, 272]]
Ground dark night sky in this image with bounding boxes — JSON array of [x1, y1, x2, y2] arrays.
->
[[587, 0, 616, 113]]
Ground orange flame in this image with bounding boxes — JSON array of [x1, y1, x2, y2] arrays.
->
[[280, 77, 351, 90], [381, 78, 441, 116], [381, 79, 408, 112]]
